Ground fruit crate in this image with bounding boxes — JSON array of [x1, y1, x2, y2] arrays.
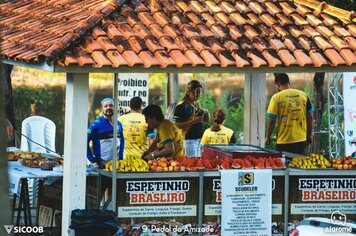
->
[[202, 144, 281, 160]]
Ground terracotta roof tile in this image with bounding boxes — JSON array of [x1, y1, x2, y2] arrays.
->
[[138, 51, 161, 68], [92, 51, 112, 67], [1, 0, 355, 69], [220, 1, 237, 14], [169, 50, 192, 67], [262, 50, 283, 67], [276, 14, 294, 26], [128, 37, 147, 53], [206, 1, 222, 14], [227, 25, 243, 40], [190, 1, 207, 14], [231, 50, 250, 67], [215, 12, 231, 25], [290, 13, 309, 26], [243, 25, 259, 40], [153, 11, 169, 27], [196, 24, 215, 38], [339, 49, 356, 65], [74, 47, 95, 66], [344, 37, 356, 50], [97, 36, 117, 52], [329, 36, 350, 51], [247, 13, 262, 25], [217, 50, 236, 67], [248, 1, 264, 15], [223, 39, 240, 52], [149, 24, 168, 39], [294, 49, 314, 66], [314, 36, 333, 50], [200, 49, 220, 66], [333, 25, 352, 38], [309, 49, 329, 67], [184, 50, 206, 66], [229, 12, 247, 25], [145, 36, 164, 53], [280, 2, 296, 15], [347, 25, 356, 37], [265, 2, 282, 16], [324, 49, 347, 66], [210, 24, 228, 39], [106, 51, 128, 68], [122, 50, 144, 66], [277, 49, 298, 66], [133, 23, 151, 39], [260, 13, 277, 27], [154, 50, 176, 68], [247, 50, 268, 67]]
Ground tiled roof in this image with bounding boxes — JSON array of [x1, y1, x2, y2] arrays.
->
[[1, 0, 356, 70]]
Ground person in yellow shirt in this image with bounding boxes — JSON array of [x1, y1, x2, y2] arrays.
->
[[265, 73, 314, 155], [201, 108, 235, 147], [119, 97, 152, 159], [142, 105, 183, 160]]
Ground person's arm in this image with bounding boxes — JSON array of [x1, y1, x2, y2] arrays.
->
[[5, 118, 14, 141], [118, 122, 125, 160], [230, 132, 236, 144], [306, 98, 314, 143], [202, 108, 210, 123], [142, 139, 157, 158], [173, 103, 203, 131], [144, 141, 175, 160], [87, 123, 105, 168], [265, 116, 276, 145]]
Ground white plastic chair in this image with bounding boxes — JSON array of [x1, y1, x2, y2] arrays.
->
[[21, 116, 57, 154], [20, 116, 57, 208]]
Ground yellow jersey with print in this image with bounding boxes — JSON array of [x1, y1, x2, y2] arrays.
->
[[156, 119, 183, 159], [119, 112, 149, 158], [267, 89, 313, 144], [201, 126, 235, 145]]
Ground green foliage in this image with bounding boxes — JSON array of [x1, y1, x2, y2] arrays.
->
[[13, 86, 54, 110]]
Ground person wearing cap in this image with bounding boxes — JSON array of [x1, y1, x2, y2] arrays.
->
[[173, 80, 210, 158], [87, 97, 125, 168], [118, 97, 153, 159], [265, 73, 314, 155]]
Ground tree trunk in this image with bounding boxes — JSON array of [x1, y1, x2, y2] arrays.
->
[[0, 62, 12, 228], [311, 72, 326, 153], [2, 64, 15, 146]]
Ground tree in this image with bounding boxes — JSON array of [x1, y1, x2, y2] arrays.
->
[[311, 73, 326, 153]]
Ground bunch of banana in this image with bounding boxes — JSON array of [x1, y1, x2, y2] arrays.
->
[[105, 156, 149, 172], [288, 153, 331, 169]]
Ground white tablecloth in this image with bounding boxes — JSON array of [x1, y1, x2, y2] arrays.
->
[[8, 161, 63, 194]]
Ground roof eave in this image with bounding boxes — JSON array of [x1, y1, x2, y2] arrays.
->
[[52, 64, 356, 74], [1, 58, 55, 72]]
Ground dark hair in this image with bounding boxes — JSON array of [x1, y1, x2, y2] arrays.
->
[[130, 96, 142, 110], [183, 80, 202, 100], [142, 104, 164, 121], [274, 73, 289, 85], [211, 108, 226, 132]]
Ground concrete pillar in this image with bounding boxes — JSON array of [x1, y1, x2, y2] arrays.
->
[[62, 73, 89, 236], [243, 73, 266, 147]]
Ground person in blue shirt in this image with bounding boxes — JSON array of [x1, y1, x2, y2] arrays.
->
[[87, 98, 125, 169]]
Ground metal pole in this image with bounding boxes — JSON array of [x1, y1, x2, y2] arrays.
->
[[112, 74, 119, 212]]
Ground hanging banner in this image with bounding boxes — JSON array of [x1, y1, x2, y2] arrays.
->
[[221, 169, 272, 236], [343, 72, 356, 156], [117, 73, 149, 115]]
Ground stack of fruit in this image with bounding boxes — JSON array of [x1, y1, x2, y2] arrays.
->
[[147, 157, 185, 172], [105, 156, 148, 172], [288, 153, 331, 169], [330, 156, 356, 169]]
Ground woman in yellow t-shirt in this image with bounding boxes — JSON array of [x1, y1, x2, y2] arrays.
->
[[201, 108, 235, 146]]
